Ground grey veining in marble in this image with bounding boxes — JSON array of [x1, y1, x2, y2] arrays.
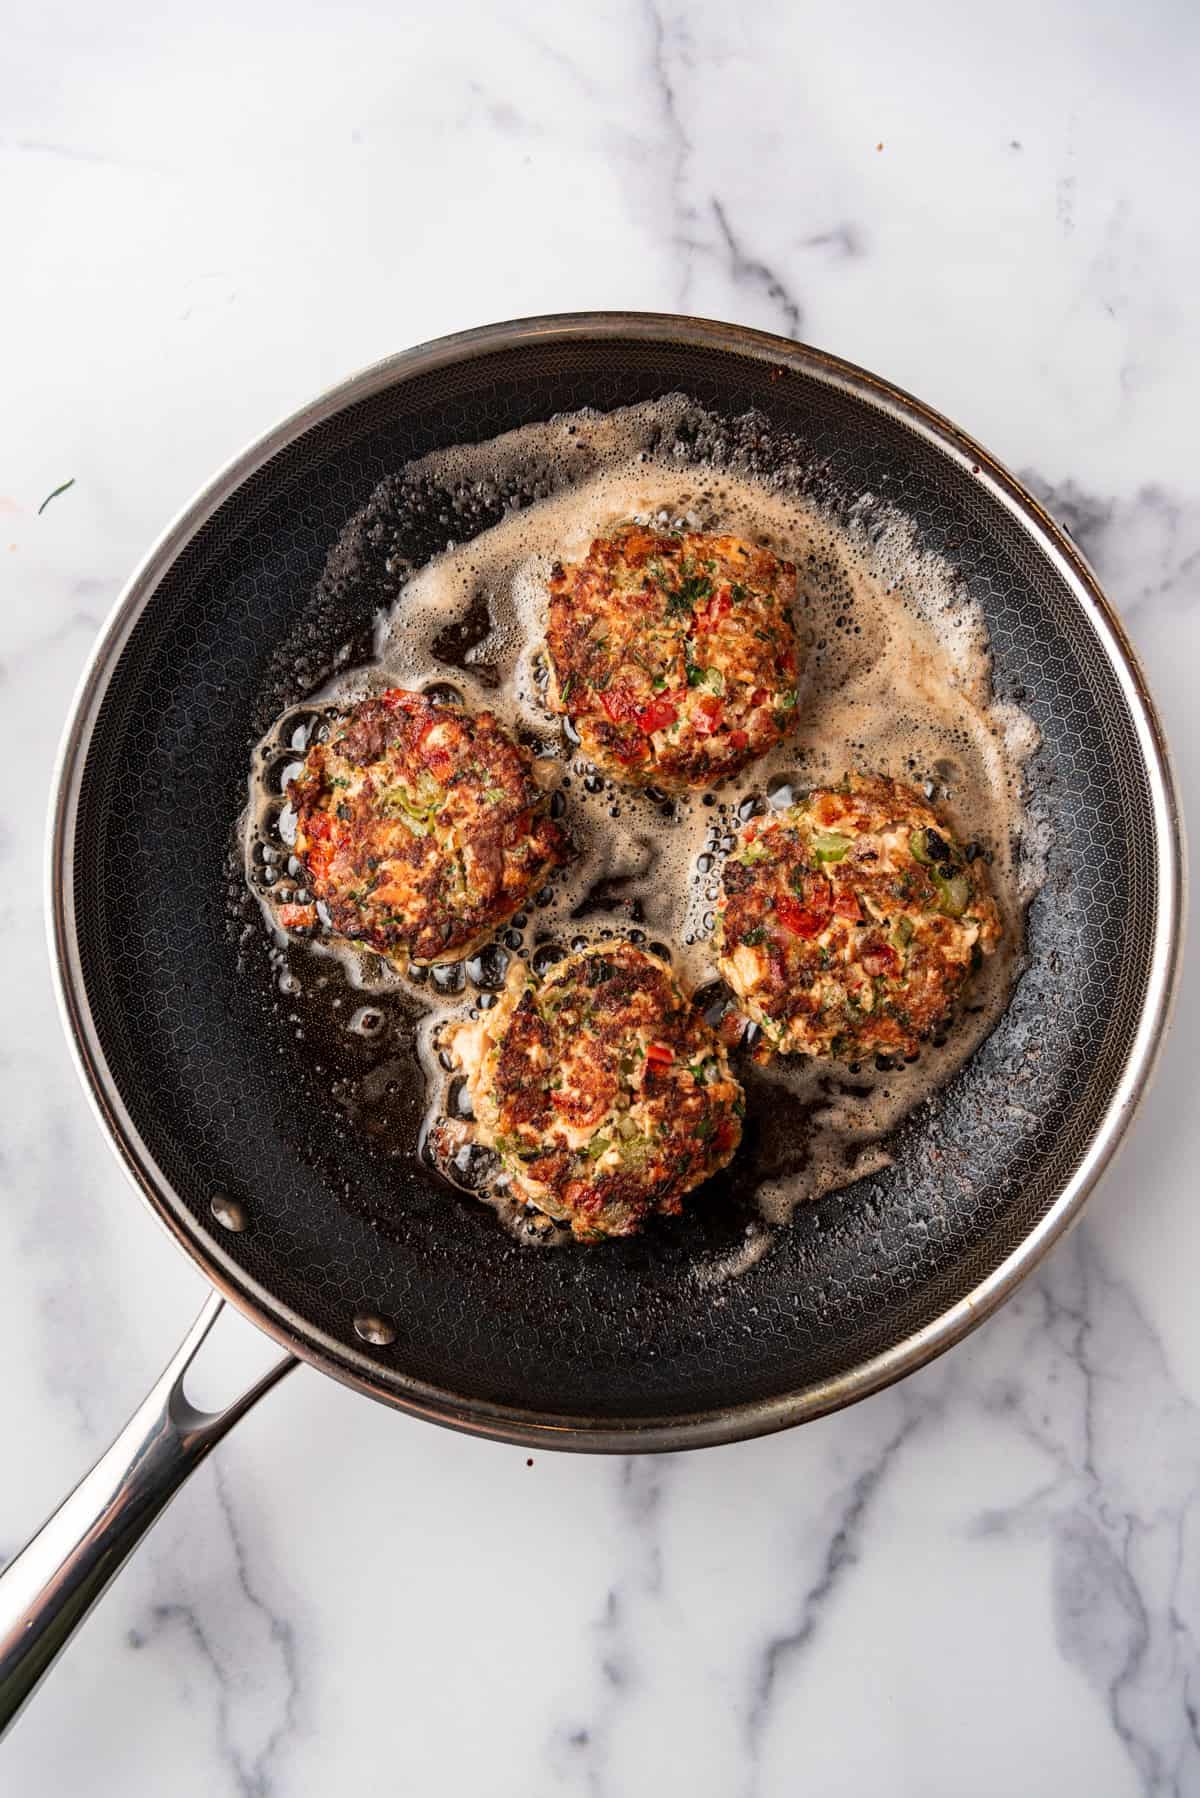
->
[[2, 1, 1198, 1792]]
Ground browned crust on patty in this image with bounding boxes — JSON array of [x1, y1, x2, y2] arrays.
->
[[715, 773, 1002, 1060], [546, 524, 801, 791], [288, 689, 569, 965], [459, 942, 744, 1240]]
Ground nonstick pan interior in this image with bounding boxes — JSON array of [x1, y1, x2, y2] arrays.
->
[[54, 317, 1180, 1446]]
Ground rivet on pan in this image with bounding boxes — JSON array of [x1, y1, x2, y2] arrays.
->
[[354, 1312, 396, 1347], [210, 1190, 249, 1232]]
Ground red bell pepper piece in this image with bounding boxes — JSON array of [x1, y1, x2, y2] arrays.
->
[[601, 685, 640, 725], [635, 697, 678, 735], [697, 589, 732, 630], [279, 902, 317, 929], [694, 695, 724, 735], [776, 896, 825, 939]]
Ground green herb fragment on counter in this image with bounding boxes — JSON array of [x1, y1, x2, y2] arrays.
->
[[37, 477, 75, 515]]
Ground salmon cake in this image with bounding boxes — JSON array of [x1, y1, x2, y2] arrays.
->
[[715, 773, 1002, 1061], [546, 523, 801, 791], [454, 941, 744, 1240], [286, 689, 569, 966]]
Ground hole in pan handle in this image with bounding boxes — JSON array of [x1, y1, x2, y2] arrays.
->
[[0, 1291, 296, 1741]]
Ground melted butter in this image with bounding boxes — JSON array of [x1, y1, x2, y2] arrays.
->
[[242, 396, 1042, 1252]]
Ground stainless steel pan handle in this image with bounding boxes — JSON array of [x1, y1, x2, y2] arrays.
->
[[0, 1292, 295, 1741]]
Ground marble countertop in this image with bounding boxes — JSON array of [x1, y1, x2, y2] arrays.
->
[[3, 2, 1198, 1791]]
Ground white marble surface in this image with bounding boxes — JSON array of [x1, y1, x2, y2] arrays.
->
[[3, 1, 1199, 1791]]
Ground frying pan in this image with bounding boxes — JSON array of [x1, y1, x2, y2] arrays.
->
[[0, 313, 1182, 1737]]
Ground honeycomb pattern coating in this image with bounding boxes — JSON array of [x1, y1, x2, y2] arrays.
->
[[72, 335, 1159, 1428]]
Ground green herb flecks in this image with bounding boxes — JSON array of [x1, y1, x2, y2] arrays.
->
[[664, 567, 712, 616]]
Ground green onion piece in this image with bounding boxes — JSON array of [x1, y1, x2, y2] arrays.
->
[[812, 830, 851, 863], [934, 872, 970, 918], [909, 829, 933, 864], [893, 916, 915, 947], [382, 785, 436, 827]]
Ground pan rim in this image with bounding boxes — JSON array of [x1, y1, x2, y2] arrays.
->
[[47, 310, 1186, 1452]]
